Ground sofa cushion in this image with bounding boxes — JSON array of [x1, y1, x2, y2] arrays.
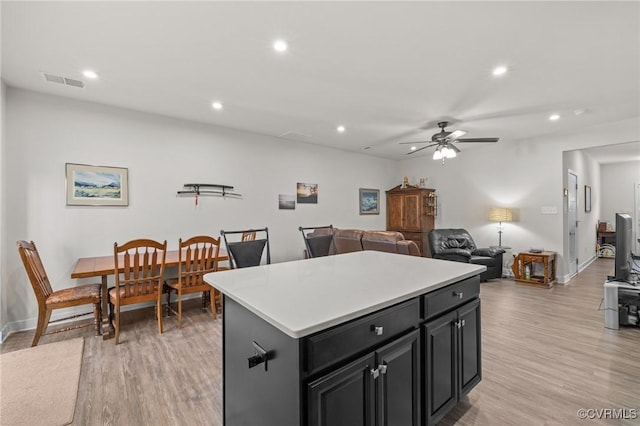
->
[[333, 229, 364, 253], [361, 231, 404, 253]]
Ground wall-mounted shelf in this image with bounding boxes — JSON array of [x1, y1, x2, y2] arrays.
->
[[177, 183, 241, 204]]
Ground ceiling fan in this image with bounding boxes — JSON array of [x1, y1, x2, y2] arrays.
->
[[401, 121, 499, 161]]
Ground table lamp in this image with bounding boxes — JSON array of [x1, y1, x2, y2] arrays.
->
[[489, 207, 513, 247]]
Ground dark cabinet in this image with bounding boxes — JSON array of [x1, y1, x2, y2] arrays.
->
[[308, 330, 420, 426], [423, 299, 481, 425], [222, 275, 480, 426], [308, 354, 376, 426], [386, 184, 436, 257]]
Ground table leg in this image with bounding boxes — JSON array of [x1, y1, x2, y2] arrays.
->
[[101, 275, 115, 340]]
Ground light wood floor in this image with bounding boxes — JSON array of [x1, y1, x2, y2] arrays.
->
[[2, 258, 638, 425]]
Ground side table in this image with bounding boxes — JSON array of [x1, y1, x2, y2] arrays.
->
[[512, 251, 557, 288]]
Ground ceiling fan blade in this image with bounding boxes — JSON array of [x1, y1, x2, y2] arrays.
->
[[455, 137, 499, 143], [399, 141, 429, 145], [406, 143, 437, 155], [447, 130, 467, 139]]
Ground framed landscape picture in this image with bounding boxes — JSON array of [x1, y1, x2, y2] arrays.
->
[[297, 182, 318, 204], [359, 188, 380, 215], [66, 163, 129, 206]]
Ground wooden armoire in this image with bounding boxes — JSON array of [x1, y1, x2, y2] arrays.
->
[[386, 184, 437, 257]]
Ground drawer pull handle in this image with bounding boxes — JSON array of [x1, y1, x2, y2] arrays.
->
[[455, 319, 467, 329], [372, 325, 384, 336], [453, 291, 464, 299], [248, 341, 270, 371], [370, 368, 380, 379], [379, 364, 388, 375]]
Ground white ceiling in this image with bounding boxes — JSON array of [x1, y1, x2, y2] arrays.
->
[[2, 1, 639, 161]]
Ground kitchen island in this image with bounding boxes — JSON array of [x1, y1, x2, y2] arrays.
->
[[204, 250, 485, 426]]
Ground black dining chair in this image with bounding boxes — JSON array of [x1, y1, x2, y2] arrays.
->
[[220, 228, 271, 269], [299, 225, 335, 258]]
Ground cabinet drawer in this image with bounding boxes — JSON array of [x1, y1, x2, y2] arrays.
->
[[423, 276, 479, 320], [305, 298, 420, 375], [521, 254, 543, 263]]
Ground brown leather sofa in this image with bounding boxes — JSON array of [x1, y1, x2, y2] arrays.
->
[[309, 228, 421, 257]]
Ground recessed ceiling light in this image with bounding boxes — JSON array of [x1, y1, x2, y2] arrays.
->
[[82, 70, 98, 79], [549, 114, 560, 121], [410, 146, 417, 151], [273, 40, 288, 53], [337, 125, 346, 133], [212, 101, 223, 110], [492, 65, 508, 76]]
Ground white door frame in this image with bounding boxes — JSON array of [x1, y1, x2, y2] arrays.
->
[[567, 170, 578, 277]]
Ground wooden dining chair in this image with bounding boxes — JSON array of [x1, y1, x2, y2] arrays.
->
[[164, 235, 222, 327], [241, 231, 257, 241], [16, 240, 102, 347], [109, 238, 167, 345]]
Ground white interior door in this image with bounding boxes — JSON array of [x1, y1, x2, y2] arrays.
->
[[568, 171, 578, 276]]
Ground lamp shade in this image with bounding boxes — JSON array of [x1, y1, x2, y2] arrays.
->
[[489, 207, 513, 222]]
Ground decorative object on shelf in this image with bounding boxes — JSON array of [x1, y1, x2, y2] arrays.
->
[[66, 163, 128, 206], [402, 176, 410, 188], [488, 207, 513, 247], [584, 185, 591, 212], [278, 194, 295, 210], [177, 183, 241, 205], [296, 183, 318, 204], [419, 177, 427, 188], [359, 188, 380, 215]]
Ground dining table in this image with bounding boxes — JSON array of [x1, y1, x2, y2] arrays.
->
[[71, 248, 228, 339]]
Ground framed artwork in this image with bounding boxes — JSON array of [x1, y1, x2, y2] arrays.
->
[[278, 194, 295, 210], [359, 188, 380, 215], [297, 183, 318, 204], [584, 185, 591, 213], [66, 163, 129, 206]]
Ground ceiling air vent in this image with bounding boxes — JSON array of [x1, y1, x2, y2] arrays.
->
[[42, 73, 84, 88], [64, 78, 84, 88]]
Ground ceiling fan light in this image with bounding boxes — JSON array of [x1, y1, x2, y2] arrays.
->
[[446, 149, 457, 158], [432, 148, 443, 160]]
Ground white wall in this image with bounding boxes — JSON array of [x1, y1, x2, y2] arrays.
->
[[600, 161, 639, 225], [600, 161, 640, 254], [563, 149, 601, 270], [397, 117, 640, 282], [1, 88, 396, 337], [1, 82, 6, 334]]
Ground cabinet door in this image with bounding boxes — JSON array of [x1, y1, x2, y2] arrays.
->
[[387, 194, 404, 230], [308, 354, 376, 426], [376, 330, 420, 426], [458, 299, 481, 396], [402, 194, 421, 231], [423, 310, 458, 425]]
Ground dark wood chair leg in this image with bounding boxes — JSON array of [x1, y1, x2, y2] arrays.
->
[[32, 306, 51, 347]]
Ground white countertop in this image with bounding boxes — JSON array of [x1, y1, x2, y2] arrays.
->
[[204, 251, 485, 338]]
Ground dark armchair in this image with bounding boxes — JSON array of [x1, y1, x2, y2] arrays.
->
[[428, 228, 505, 281]]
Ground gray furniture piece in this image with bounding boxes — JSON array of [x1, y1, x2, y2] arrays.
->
[[428, 228, 505, 281]]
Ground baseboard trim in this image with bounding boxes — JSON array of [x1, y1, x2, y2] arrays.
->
[[559, 254, 598, 284], [0, 293, 203, 344]]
